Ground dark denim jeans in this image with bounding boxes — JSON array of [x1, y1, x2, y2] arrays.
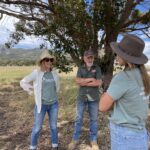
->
[[72, 100, 99, 141], [30, 102, 58, 149]]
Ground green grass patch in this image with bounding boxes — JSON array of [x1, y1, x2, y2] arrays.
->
[[0, 66, 36, 84]]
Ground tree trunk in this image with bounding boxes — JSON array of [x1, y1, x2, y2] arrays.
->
[[102, 34, 118, 91]]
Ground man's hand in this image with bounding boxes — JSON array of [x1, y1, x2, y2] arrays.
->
[[76, 77, 102, 87], [85, 78, 96, 83], [75, 77, 90, 86], [86, 79, 102, 87]]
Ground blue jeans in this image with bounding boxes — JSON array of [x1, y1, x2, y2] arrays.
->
[[73, 100, 99, 141], [110, 122, 149, 150], [30, 102, 58, 149]]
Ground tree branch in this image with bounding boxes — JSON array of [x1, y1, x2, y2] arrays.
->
[[118, 0, 135, 28], [142, 30, 150, 38], [121, 25, 150, 32], [0, 9, 47, 26], [122, 11, 150, 28], [0, 0, 51, 11]]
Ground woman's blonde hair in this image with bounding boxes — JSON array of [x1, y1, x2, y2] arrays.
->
[[124, 63, 150, 95]]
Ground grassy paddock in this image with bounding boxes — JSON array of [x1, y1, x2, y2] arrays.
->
[[0, 66, 36, 84], [0, 65, 149, 83], [0, 66, 78, 84], [0, 65, 149, 113]]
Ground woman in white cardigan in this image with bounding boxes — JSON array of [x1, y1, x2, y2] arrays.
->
[[20, 50, 60, 150]]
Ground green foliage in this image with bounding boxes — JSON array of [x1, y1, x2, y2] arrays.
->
[[141, 10, 150, 24], [5, 32, 25, 48], [132, 9, 142, 19]]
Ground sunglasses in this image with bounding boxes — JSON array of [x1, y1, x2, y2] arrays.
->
[[43, 58, 54, 62]]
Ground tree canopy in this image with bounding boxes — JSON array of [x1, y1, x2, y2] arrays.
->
[[0, 0, 150, 86]]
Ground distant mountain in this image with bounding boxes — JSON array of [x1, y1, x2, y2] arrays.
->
[[0, 47, 42, 61], [0, 46, 43, 65]]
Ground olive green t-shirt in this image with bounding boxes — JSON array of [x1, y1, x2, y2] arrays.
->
[[42, 72, 57, 105], [107, 68, 149, 131]]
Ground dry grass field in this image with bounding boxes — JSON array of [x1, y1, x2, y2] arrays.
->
[[0, 66, 149, 150], [0, 66, 35, 84]]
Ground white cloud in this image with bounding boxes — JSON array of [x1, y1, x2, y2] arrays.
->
[[16, 36, 46, 49], [0, 15, 18, 30], [0, 15, 46, 49], [0, 15, 18, 44], [144, 41, 150, 59]]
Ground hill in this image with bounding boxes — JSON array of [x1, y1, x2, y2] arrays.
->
[[0, 46, 42, 66]]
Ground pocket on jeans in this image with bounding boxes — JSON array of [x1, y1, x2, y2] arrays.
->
[[124, 134, 145, 140], [124, 132, 147, 149]]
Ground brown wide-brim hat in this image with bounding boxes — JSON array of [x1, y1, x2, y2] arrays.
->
[[37, 50, 55, 66], [110, 34, 148, 64]]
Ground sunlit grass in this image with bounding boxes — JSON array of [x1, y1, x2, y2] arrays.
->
[[145, 65, 150, 72], [0, 66, 36, 84], [0, 66, 78, 84]]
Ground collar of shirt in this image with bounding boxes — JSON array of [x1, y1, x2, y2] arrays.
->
[[81, 63, 96, 69]]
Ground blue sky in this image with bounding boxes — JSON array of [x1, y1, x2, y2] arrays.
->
[[0, 1, 149, 60], [0, 15, 44, 49]]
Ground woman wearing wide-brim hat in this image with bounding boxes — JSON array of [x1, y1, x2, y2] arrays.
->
[[99, 34, 150, 150], [20, 50, 60, 150]]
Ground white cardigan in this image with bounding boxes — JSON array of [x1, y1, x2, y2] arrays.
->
[[20, 69, 60, 113]]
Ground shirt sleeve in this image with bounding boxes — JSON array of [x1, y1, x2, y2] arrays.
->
[[20, 69, 36, 95], [96, 66, 102, 80], [107, 73, 128, 101], [76, 67, 82, 78]]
